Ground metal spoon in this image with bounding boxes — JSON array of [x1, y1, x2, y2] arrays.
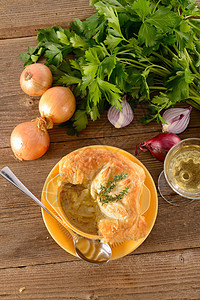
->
[[0, 167, 112, 264]]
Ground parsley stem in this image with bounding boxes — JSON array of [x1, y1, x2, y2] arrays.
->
[[146, 64, 170, 74], [131, 86, 167, 90], [151, 69, 168, 77], [149, 86, 167, 90], [118, 58, 148, 68], [147, 67, 169, 77], [184, 48, 200, 79], [189, 96, 200, 101], [190, 86, 200, 97], [121, 61, 144, 69], [152, 0, 162, 14], [188, 21, 200, 34], [173, 44, 180, 56], [189, 89, 200, 108], [187, 99, 200, 110], [152, 52, 173, 68], [123, 59, 169, 77], [162, 44, 177, 59]]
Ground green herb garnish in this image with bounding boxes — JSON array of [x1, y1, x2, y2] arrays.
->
[[98, 172, 129, 205], [20, 0, 200, 134]]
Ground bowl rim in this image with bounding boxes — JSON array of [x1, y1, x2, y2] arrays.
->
[[43, 145, 158, 241]]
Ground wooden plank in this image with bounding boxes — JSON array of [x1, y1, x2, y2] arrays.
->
[[0, 0, 200, 40], [0, 87, 200, 149], [0, 37, 37, 98], [0, 0, 94, 39], [0, 1, 200, 298], [1, 98, 200, 149], [0, 135, 200, 269], [0, 248, 199, 299]]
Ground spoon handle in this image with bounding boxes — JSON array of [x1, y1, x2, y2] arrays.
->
[[0, 166, 64, 227], [0, 167, 112, 264]]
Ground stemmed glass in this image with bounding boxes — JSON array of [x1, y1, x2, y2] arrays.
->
[[158, 138, 200, 205]]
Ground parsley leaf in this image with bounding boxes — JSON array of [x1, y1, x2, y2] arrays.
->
[[45, 44, 63, 65], [88, 79, 102, 105], [70, 18, 85, 36], [104, 34, 123, 51], [56, 31, 70, 45], [132, 0, 151, 22], [83, 13, 106, 41], [73, 109, 88, 132], [99, 55, 116, 79], [147, 7, 180, 33], [70, 33, 89, 49], [110, 61, 128, 91], [19, 52, 30, 61], [56, 74, 82, 86], [97, 77, 122, 109], [167, 73, 190, 102], [95, 2, 124, 38], [138, 23, 158, 47], [87, 103, 101, 121], [37, 28, 59, 44]]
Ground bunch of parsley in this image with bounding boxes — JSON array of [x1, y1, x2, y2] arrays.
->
[[20, 0, 200, 134]]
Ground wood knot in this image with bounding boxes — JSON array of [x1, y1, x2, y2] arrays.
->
[[28, 99, 34, 106], [86, 292, 98, 300], [20, 96, 36, 108]]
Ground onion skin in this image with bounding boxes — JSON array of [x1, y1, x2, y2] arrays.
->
[[107, 96, 134, 128], [162, 106, 192, 134], [20, 63, 53, 96], [10, 119, 50, 161], [39, 86, 76, 124], [137, 133, 181, 162]]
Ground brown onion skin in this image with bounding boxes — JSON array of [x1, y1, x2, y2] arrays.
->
[[10, 120, 50, 161], [39, 86, 76, 124], [20, 63, 53, 96]]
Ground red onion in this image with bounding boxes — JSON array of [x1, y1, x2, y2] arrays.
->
[[137, 133, 181, 162], [162, 106, 192, 134], [107, 96, 134, 128]]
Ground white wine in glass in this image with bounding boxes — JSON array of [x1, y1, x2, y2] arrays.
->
[[158, 138, 200, 205]]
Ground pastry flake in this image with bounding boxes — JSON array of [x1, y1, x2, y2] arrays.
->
[[58, 147, 147, 244]]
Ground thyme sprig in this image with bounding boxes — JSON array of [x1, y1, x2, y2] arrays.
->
[[98, 172, 129, 205]]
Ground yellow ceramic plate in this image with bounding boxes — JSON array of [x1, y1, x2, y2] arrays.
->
[[41, 145, 158, 260]]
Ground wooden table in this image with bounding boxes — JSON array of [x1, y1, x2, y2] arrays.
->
[[0, 1, 200, 299]]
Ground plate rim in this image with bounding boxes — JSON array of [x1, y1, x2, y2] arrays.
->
[[41, 145, 158, 260]]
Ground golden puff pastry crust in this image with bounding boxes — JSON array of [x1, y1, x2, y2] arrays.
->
[[58, 147, 147, 244]]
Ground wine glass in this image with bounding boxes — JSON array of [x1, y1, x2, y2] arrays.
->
[[158, 138, 200, 205]]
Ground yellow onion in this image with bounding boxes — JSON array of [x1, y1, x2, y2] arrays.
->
[[20, 63, 53, 96], [10, 118, 50, 161], [39, 86, 76, 124]]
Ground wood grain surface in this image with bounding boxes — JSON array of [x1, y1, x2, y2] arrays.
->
[[0, 1, 200, 299]]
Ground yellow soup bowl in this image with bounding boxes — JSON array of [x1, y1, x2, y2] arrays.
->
[[41, 145, 158, 259]]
